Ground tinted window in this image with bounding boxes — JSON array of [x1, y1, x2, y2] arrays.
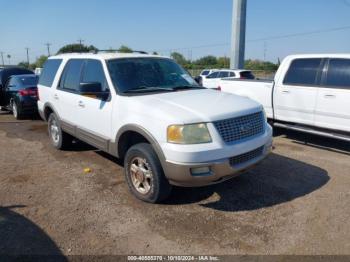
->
[[39, 59, 62, 87], [284, 58, 322, 86], [82, 60, 109, 91], [7, 78, 20, 90], [240, 71, 255, 79], [201, 70, 210, 76], [207, 72, 219, 79], [18, 76, 38, 86], [60, 59, 84, 91], [229, 72, 236, 77], [218, 71, 229, 78], [325, 59, 350, 88]]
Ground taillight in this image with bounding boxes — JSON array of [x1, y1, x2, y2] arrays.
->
[[19, 89, 38, 97]]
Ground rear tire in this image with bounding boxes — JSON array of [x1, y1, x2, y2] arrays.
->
[[124, 143, 172, 203], [12, 102, 23, 120], [48, 113, 72, 150]]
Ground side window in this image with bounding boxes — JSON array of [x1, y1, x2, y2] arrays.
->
[[7, 78, 17, 89], [325, 59, 350, 89], [39, 59, 62, 87], [82, 60, 109, 91], [207, 72, 219, 79], [59, 59, 84, 92], [283, 58, 322, 86], [230, 72, 236, 77], [218, 71, 229, 78]]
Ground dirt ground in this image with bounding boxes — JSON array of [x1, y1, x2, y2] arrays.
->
[[0, 111, 349, 256]]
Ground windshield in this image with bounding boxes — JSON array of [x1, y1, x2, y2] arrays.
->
[[107, 58, 199, 93]]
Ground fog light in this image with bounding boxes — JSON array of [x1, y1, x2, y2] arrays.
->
[[191, 167, 211, 177]]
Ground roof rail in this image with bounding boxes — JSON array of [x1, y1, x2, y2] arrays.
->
[[91, 49, 148, 55]]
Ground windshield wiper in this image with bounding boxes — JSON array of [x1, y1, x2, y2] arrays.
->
[[123, 87, 175, 93], [172, 85, 205, 90]]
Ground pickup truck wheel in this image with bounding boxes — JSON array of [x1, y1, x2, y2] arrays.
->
[[124, 143, 172, 203], [48, 113, 72, 150]]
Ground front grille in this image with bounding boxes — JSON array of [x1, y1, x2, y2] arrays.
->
[[214, 112, 264, 143], [230, 146, 264, 167]]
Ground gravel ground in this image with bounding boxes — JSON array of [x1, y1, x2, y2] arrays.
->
[[0, 111, 349, 256]]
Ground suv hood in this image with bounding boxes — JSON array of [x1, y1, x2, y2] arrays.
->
[[131, 89, 262, 124]]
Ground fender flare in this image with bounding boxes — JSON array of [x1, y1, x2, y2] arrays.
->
[[113, 124, 166, 163]]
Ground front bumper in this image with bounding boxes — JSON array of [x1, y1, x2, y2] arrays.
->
[[163, 141, 272, 187], [161, 124, 273, 187]]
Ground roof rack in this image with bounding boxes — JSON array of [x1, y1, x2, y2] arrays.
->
[[90, 49, 148, 55]]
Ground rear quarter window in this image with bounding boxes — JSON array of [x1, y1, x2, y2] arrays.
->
[[39, 59, 63, 87]]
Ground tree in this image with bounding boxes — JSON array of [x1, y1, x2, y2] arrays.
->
[[170, 52, 188, 66], [194, 56, 217, 67], [217, 57, 230, 68], [57, 44, 98, 54], [34, 55, 48, 68], [244, 59, 278, 71], [118, 45, 133, 53], [18, 61, 29, 69]]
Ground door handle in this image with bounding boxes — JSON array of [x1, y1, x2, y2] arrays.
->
[[282, 90, 290, 94], [324, 94, 336, 98], [54, 94, 59, 100], [78, 101, 85, 108]]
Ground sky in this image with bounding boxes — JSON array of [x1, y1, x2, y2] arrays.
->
[[1, 0, 350, 65]]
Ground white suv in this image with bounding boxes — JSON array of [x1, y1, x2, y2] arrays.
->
[[37, 52, 272, 203]]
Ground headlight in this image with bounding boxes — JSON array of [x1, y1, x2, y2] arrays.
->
[[167, 123, 212, 144]]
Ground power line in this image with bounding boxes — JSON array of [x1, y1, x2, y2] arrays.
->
[[155, 25, 350, 53]]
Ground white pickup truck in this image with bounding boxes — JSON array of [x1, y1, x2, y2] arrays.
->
[[219, 54, 350, 142]]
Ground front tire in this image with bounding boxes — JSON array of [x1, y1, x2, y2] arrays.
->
[[48, 113, 72, 150], [124, 143, 172, 203]]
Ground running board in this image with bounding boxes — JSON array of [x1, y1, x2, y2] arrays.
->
[[274, 122, 350, 142]]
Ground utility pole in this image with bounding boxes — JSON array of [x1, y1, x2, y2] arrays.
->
[[0, 52, 4, 67], [263, 42, 267, 61], [7, 54, 11, 66], [45, 43, 52, 56], [230, 0, 247, 69], [25, 47, 30, 66], [77, 38, 84, 52]]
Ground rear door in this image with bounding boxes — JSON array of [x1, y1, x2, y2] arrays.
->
[[74, 59, 113, 149], [274, 58, 323, 126], [3, 77, 19, 107], [55, 59, 85, 126], [315, 58, 350, 132]]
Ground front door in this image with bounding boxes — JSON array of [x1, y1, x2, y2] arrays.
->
[[273, 58, 323, 126], [75, 59, 113, 150]]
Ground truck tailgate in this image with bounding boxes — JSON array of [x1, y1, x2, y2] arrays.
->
[[219, 79, 274, 118]]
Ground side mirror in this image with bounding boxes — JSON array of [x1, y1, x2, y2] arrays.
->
[[79, 82, 109, 100]]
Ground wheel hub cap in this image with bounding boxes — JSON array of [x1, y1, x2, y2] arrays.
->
[[130, 157, 153, 195]]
